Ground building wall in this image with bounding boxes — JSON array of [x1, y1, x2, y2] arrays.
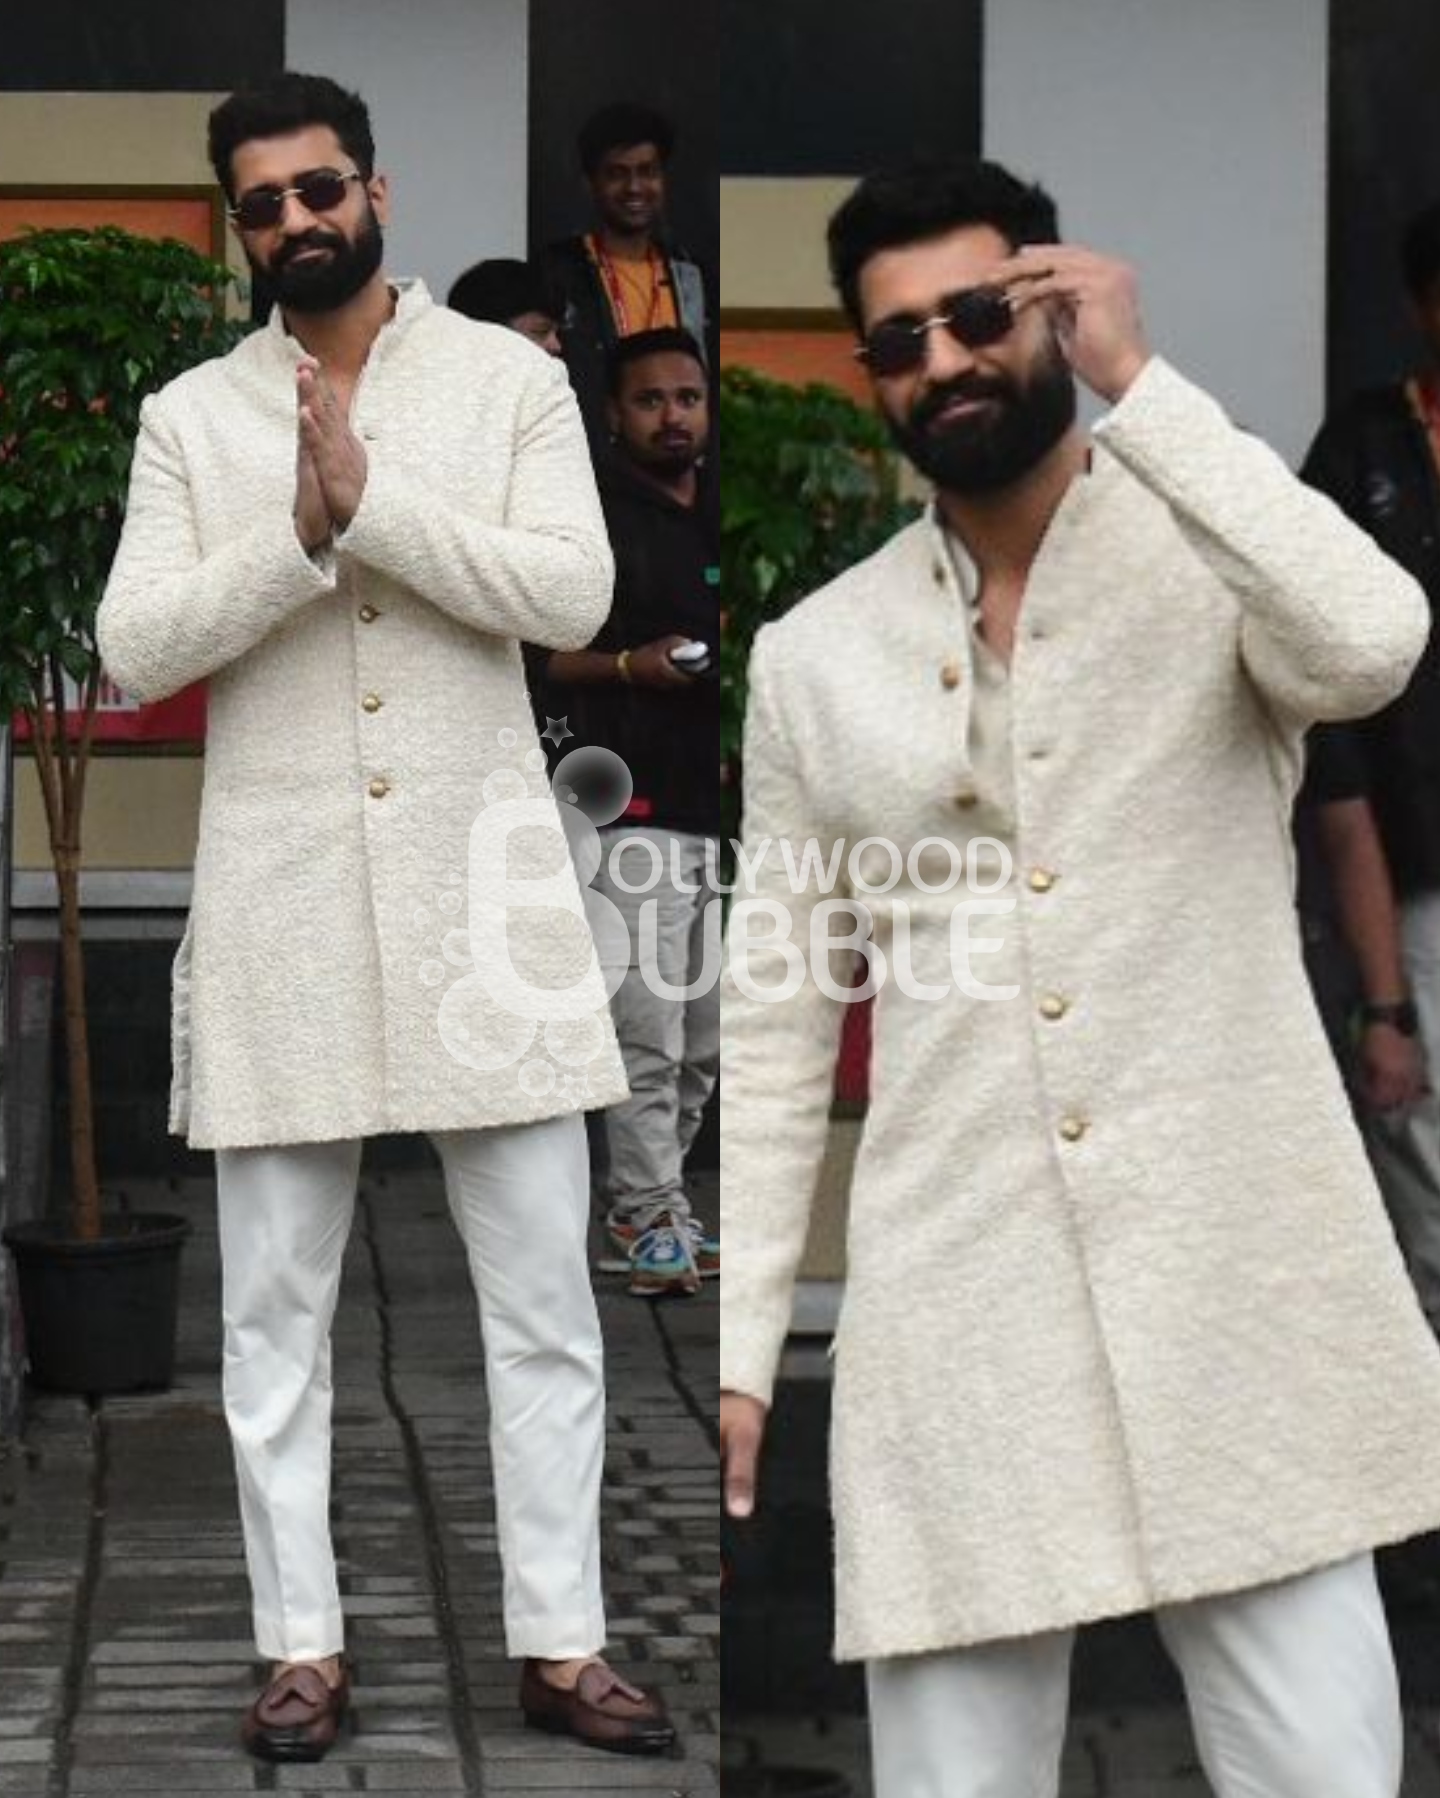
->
[[2, 5, 529, 876], [286, 0, 529, 298], [985, 0, 1328, 464], [0, 92, 224, 189], [1329, 0, 1440, 397], [0, 93, 225, 875], [723, 0, 1328, 465], [721, 179, 853, 311]]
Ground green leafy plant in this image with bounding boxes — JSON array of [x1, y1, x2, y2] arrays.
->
[[720, 364, 917, 844], [0, 226, 245, 1238]]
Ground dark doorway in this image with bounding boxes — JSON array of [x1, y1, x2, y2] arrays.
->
[[528, 0, 717, 278], [1326, 0, 1440, 401]]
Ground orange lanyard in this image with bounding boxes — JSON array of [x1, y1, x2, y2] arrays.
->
[[1407, 374, 1440, 479], [586, 233, 664, 336]]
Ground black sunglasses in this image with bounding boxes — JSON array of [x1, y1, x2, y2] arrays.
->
[[856, 285, 1015, 378], [228, 168, 364, 232]]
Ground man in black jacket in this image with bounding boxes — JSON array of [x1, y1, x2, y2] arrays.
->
[[545, 328, 719, 1297], [538, 103, 714, 457], [1302, 198, 1440, 1325]]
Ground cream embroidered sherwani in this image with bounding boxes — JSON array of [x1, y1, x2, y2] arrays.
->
[[99, 282, 626, 1148], [721, 358, 1440, 1661]]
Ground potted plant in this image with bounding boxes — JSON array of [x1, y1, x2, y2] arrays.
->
[[719, 362, 916, 849], [0, 224, 244, 1394]]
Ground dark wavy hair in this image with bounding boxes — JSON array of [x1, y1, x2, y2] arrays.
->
[[828, 158, 1060, 329], [447, 259, 558, 325], [606, 326, 706, 395], [208, 72, 375, 200], [577, 102, 675, 176]]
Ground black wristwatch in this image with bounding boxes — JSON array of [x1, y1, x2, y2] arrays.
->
[[1359, 999, 1420, 1036]]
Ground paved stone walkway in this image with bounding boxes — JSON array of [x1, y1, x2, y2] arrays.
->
[[732, 1595, 1440, 1796], [731, 1705, 1440, 1795], [0, 1165, 718, 1796]]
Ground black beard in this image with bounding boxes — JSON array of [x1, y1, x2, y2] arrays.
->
[[262, 207, 384, 314], [887, 347, 1077, 495], [625, 442, 700, 483]]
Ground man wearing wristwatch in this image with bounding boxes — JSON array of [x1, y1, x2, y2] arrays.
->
[[1364, 996, 1422, 1042], [1300, 202, 1440, 1335], [1299, 724, 1440, 1328], [543, 329, 720, 1300]]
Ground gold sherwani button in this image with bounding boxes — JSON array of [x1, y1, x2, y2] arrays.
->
[[361, 693, 383, 713], [932, 561, 946, 586], [953, 786, 979, 810], [1028, 867, 1056, 893], [1059, 1115, 1088, 1143], [940, 660, 962, 690], [368, 777, 391, 799], [358, 604, 380, 623], [1039, 994, 1069, 1020]]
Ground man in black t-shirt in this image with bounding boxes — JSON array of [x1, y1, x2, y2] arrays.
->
[[544, 329, 719, 1298], [1297, 726, 1440, 1326]]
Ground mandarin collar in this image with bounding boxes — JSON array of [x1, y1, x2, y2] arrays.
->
[[265, 277, 433, 364]]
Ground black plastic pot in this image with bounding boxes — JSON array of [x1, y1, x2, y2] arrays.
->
[[2, 1212, 191, 1395]]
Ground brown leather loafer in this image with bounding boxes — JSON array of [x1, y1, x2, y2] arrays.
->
[[241, 1660, 350, 1762], [519, 1657, 676, 1754]]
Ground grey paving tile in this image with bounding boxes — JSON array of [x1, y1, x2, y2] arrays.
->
[[2, 1168, 718, 1795]]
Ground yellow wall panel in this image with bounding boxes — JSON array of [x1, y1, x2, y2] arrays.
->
[[0, 92, 233, 876], [15, 759, 203, 872], [721, 176, 854, 309], [0, 92, 220, 187]]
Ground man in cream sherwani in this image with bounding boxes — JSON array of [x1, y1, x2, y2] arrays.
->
[[99, 72, 674, 1764], [720, 157, 1440, 1797]]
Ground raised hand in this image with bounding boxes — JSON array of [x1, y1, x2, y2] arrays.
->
[[998, 244, 1152, 403], [293, 428, 331, 555], [297, 357, 368, 530]]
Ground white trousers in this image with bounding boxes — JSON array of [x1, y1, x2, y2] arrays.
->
[[216, 1114, 606, 1663], [594, 827, 720, 1222], [867, 1555, 1401, 1798]]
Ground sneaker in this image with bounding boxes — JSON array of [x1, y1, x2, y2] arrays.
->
[[685, 1217, 720, 1280], [605, 1208, 719, 1280], [597, 1208, 639, 1275], [627, 1211, 701, 1298]]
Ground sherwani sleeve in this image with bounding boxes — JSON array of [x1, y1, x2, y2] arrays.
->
[[335, 352, 613, 651], [1094, 356, 1429, 723], [720, 624, 850, 1407], [97, 392, 337, 703]]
